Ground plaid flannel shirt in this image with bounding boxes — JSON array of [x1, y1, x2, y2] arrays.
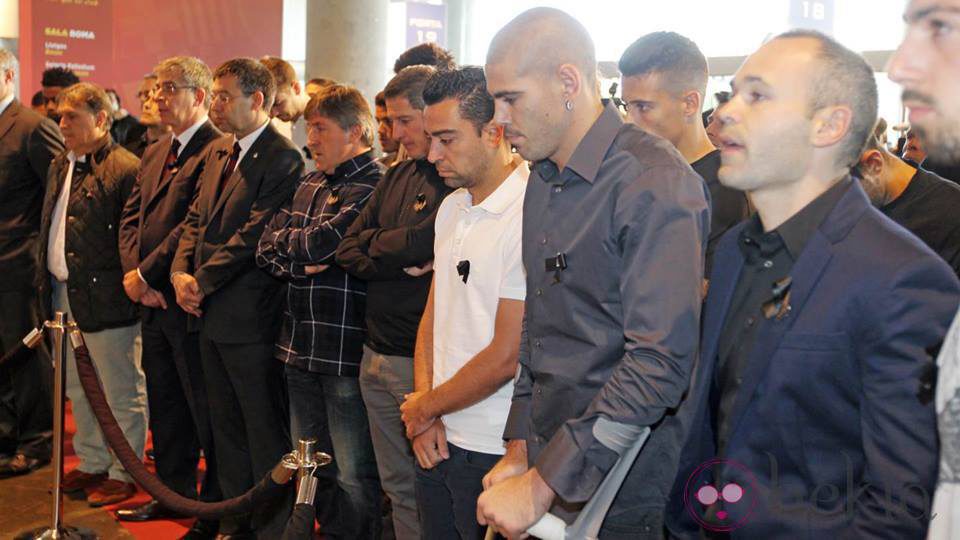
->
[[256, 151, 383, 376]]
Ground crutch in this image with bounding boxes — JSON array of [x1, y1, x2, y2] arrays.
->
[[486, 419, 651, 540]]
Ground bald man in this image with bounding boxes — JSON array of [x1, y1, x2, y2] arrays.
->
[[476, 8, 710, 539], [890, 2, 960, 537]]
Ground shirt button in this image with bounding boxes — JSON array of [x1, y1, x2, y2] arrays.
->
[[535, 340, 542, 348], [541, 236, 547, 245], [763, 260, 773, 269], [736, 377, 744, 385], [535, 289, 542, 296], [745, 317, 755, 327]]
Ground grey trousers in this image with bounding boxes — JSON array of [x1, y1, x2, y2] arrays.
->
[[358, 345, 420, 540], [54, 280, 147, 482]]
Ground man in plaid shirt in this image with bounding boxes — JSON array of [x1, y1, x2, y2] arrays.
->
[[256, 85, 383, 539]]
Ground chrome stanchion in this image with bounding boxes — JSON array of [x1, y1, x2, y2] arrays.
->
[[16, 311, 96, 540]]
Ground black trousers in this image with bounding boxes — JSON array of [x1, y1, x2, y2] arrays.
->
[[0, 288, 52, 459], [198, 330, 291, 537], [140, 302, 219, 502]]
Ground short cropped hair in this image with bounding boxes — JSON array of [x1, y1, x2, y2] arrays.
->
[[31, 90, 43, 107], [260, 56, 296, 88], [775, 29, 878, 168], [304, 84, 376, 147], [618, 32, 709, 96], [422, 66, 494, 134], [58, 82, 114, 125], [394, 42, 455, 73], [308, 77, 335, 88], [375, 90, 386, 109], [384, 65, 436, 111], [156, 56, 213, 106], [42, 67, 79, 88], [213, 57, 276, 111]]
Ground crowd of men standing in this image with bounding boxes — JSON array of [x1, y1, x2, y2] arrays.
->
[[2, 1, 960, 539]]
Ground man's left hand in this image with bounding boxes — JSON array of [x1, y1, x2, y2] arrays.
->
[[477, 468, 555, 540], [400, 390, 435, 439]]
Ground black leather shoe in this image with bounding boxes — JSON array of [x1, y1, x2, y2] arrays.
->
[[179, 519, 219, 540], [0, 453, 49, 477], [115, 499, 186, 521]]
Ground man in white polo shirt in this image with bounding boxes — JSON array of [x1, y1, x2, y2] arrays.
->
[[399, 66, 528, 539]]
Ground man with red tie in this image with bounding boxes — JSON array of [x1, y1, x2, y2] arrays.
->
[[172, 57, 304, 539], [117, 56, 222, 539]]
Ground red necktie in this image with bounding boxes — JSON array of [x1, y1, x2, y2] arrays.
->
[[218, 142, 241, 195], [160, 139, 181, 185]]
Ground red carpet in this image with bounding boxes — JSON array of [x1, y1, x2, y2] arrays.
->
[[64, 402, 196, 539]]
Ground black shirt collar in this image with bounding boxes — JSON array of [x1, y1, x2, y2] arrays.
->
[[533, 102, 623, 185], [326, 150, 376, 184], [740, 176, 852, 261]]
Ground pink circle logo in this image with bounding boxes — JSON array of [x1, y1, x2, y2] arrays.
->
[[683, 458, 759, 532]]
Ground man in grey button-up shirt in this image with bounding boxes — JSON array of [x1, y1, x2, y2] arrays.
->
[[477, 7, 710, 539]]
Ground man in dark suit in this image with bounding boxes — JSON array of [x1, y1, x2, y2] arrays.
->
[[665, 31, 960, 539], [0, 48, 63, 477], [172, 58, 304, 539], [117, 56, 221, 538]]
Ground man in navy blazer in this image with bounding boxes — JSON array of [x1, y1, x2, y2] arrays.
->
[[665, 31, 960, 539]]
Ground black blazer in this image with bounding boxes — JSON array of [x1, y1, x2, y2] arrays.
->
[[119, 120, 222, 291], [665, 181, 960, 539], [172, 123, 304, 343], [0, 99, 64, 291], [38, 137, 141, 332]]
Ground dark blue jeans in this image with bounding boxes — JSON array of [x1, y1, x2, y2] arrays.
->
[[414, 442, 501, 540], [285, 364, 382, 540]]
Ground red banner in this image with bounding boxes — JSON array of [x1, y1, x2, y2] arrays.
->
[[19, 0, 282, 112]]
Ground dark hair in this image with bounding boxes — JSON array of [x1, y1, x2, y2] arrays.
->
[[105, 88, 121, 107], [58, 82, 114, 125], [618, 32, 708, 96], [214, 57, 276, 111], [422, 66, 494, 134], [393, 42, 455, 73], [31, 90, 44, 107], [775, 29, 878, 168], [375, 90, 386, 108], [384, 65, 436, 111], [260, 56, 296, 88], [308, 77, 335, 88], [304, 84, 376, 147], [42, 67, 80, 88]]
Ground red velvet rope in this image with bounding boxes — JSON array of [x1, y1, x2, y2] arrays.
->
[[72, 344, 289, 520]]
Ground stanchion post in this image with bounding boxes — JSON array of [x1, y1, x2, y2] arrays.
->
[[15, 311, 97, 540], [49, 311, 67, 534]]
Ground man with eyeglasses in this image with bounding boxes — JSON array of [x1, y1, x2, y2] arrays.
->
[[117, 56, 222, 539], [172, 57, 304, 538], [125, 73, 172, 158]]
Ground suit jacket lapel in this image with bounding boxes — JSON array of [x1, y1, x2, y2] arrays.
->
[[142, 137, 174, 210], [210, 127, 271, 219], [204, 138, 233, 216], [723, 232, 834, 442], [0, 100, 20, 140]]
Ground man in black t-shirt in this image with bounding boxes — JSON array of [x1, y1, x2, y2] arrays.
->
[[857, 128, 960, 275], [619, 32, 751, 276]]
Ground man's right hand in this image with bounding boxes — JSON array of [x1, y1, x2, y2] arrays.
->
[[412, 418, 450, 470], [171, 273, 203, 317], [483, 439, 529, 490]]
